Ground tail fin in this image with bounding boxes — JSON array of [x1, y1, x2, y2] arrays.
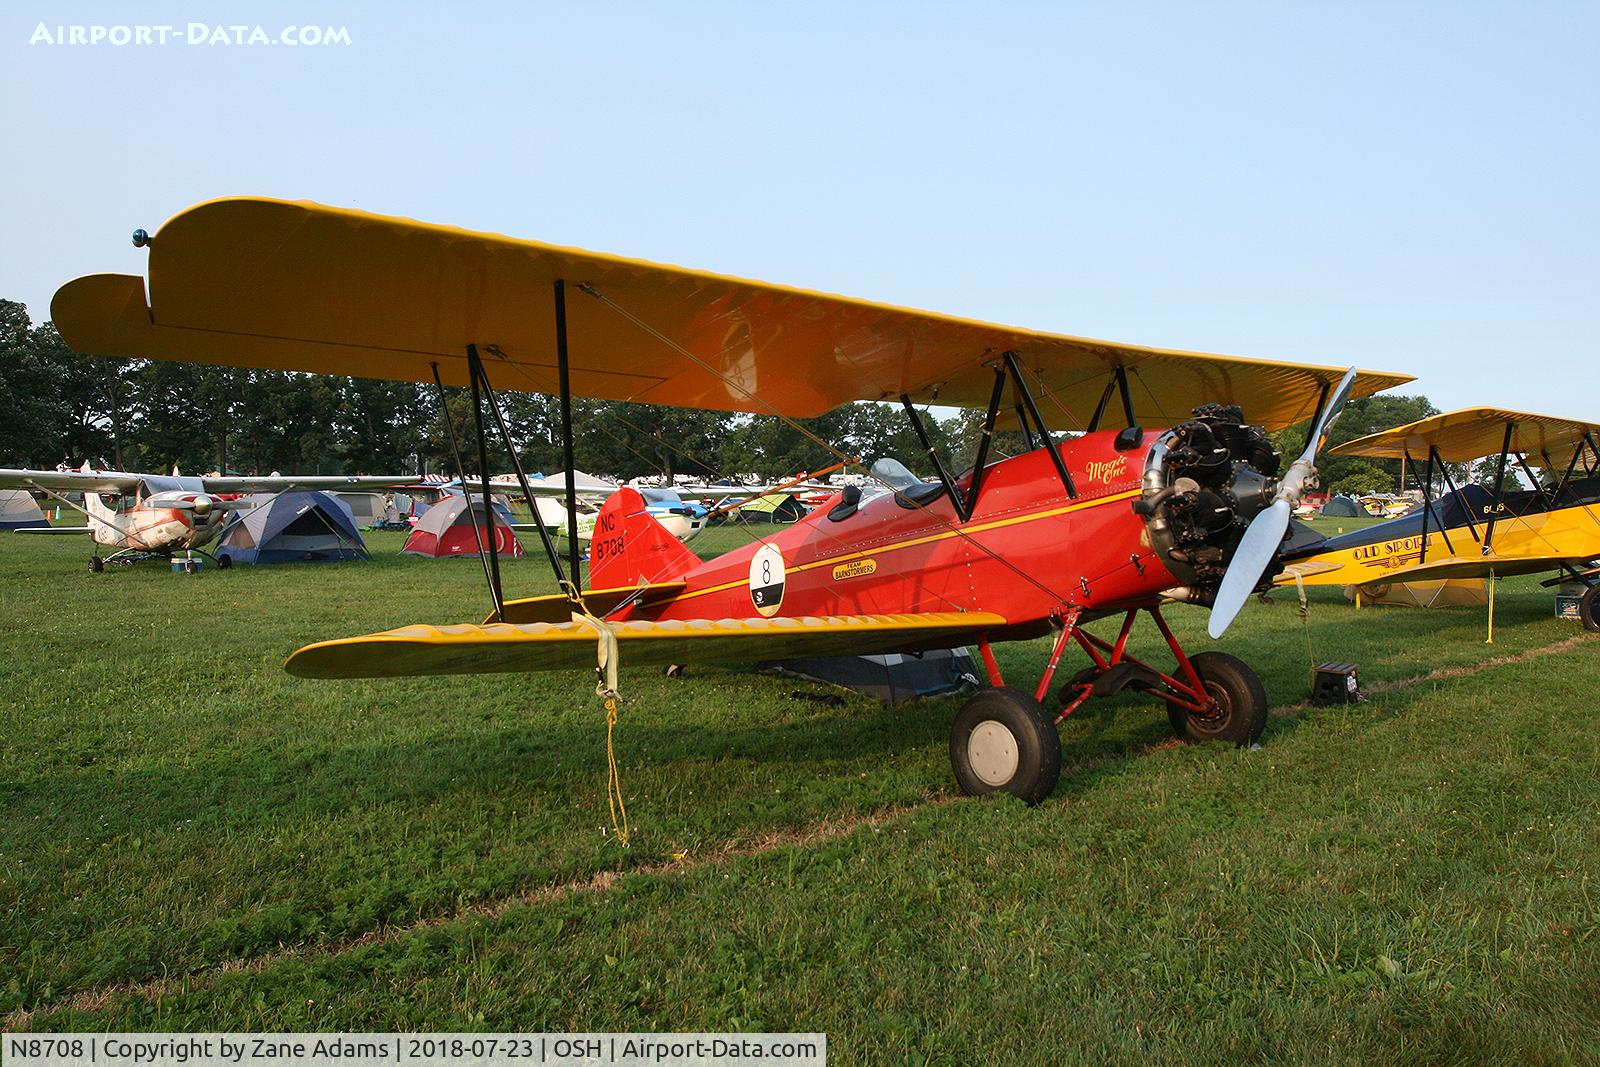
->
[[82, 490, 117, 538], [589, 487, 701, 589]]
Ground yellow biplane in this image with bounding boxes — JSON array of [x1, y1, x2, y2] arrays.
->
[[1278, 407, 1600, 637], [50, 196, 1414, 802]]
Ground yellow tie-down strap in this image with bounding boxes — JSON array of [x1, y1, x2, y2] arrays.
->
[[285, 611, 1008, 679]]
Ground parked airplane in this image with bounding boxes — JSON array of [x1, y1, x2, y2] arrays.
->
[[0, 466, 416, 570], [1278, 408, 1600, 636], [47, 196, 1413, 802]]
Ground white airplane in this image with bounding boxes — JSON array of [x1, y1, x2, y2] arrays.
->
[[487, 471, 832, 545], [0, 465, 418, 571]]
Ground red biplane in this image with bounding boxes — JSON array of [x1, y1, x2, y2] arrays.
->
[[51, 198, 1411, 802]]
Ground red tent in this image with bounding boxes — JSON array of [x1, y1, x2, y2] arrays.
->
[[401, 496, 524, 558]]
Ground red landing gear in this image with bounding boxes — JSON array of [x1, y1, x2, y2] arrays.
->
[[949, 607, 1268, 803]]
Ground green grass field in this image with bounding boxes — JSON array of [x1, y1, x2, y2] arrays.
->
[[2, 521, 1597, 1062]]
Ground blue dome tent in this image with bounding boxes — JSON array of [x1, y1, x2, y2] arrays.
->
[[216, 490, 368, 564]]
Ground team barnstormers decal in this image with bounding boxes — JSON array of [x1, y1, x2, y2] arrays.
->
[[832, 558, 877, 581]]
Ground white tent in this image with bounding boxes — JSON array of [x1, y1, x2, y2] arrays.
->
[[0, 490, 48, 530], [335, 491, 386, 527]]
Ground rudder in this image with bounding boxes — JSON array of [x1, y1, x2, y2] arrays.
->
[[589, 487, 702, 589]]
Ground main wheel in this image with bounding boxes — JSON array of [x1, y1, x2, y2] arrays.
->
[[1167, 651, 1268, 746], [949, 687, 1062, 805], [88, 556, 104, 573], [216, 554, 232, 570], [1581, 584, 1600, 634]]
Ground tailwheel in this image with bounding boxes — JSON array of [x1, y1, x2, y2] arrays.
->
[[1167, 651, 1268, 746], [1581, 584, 1600, 634], [949, 687, 1062, 805], [88, 556, 104, 574]]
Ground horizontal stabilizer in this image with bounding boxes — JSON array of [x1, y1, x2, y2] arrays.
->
[[1273, 560, 1344, 582], [286, 611, 1007, 680]]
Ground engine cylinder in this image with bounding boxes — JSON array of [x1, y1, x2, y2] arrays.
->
[[1139, 405, 1281, 604]]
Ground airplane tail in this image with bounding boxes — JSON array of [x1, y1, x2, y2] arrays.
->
[[588, 487, 701, 589], [81, 490, 117, 539]]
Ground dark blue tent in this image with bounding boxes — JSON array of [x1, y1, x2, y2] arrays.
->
[[216, 491, 368, 564]]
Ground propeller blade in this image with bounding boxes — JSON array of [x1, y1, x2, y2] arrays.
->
[[1301, 367, 1358, 467], [1207, 500, 1290, 639], [1207, 367, 1358, 639]]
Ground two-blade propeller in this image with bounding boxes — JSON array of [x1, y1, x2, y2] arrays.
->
[[166, 494, 247, 516], [1207, 368, 1358, 639]]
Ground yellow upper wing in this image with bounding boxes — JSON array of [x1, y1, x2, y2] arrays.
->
[[1332, 408, 1600, 464], [286, 612, 1006, 679], [53, 197, 1411, 431]]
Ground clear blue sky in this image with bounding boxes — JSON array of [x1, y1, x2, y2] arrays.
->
[[5, 1, 1596, 417]]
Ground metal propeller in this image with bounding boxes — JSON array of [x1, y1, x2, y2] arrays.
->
[[1207, 367, 1358, 639], [166, 494, 246, 516]]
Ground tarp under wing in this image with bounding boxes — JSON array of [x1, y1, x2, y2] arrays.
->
[[760, 647, 980, 705]]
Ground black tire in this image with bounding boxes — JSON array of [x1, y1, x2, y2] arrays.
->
[[663, 664, 686, 679], [216, 554, 232, 570], [1167, 651, 1268, 746], [88, 556, 104, 573], [949, 687, 1062, 805], [1582, 584, 1600, 634]]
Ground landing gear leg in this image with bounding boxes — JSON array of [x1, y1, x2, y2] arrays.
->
[[1147, 607, 1267, 745], [1045, 606, 1268, 746]]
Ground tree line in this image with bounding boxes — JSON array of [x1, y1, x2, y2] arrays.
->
[[4, 298, 1450, 494]]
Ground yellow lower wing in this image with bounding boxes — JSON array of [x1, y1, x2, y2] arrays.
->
[[1349, 553, 1579, 584], [286, 611, 1007, 679]]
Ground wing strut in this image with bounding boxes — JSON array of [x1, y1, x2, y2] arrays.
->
[[1411, 447, 1435, 564], [1432, 446, 1480, 546], [429, 361, 503, 617], [899, 393, 964, 517], [470, 343, 573, 601], [960, 368, 1008, 522], [1424, 446, 1458, 556], [1085, 366, 1136, 433], [1483, 420, 1515, 554], [1004, 351, 1076, 499], [898, 366, 1009, 522], [554, 280, 583, 588], [466, 345, 507, 620], [432, 335, 592, 624]]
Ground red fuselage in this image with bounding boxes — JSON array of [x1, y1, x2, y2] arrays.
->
[[615, 429, 1180, 636]]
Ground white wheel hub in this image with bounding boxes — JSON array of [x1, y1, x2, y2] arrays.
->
[[967, 719, 1020, 786]]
